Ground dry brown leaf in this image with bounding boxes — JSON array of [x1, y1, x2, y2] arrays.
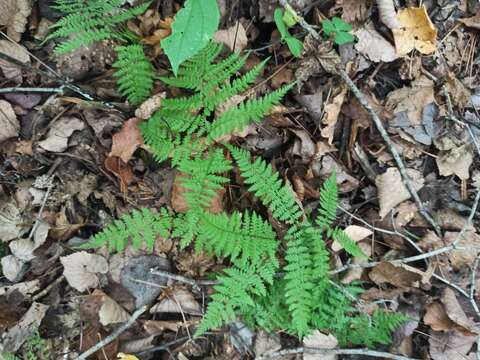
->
[[376, 167, 424, 218], [93, 290, 131, 326], [440, 288, 479, 334], [135, 93, 166, 120], [214, 22, 248, 52], [321, 88, 347, 144], [0, 0, 31, 42], [458, 15, 480, 30], [429, 329, 477, 360], [386, 76, 435, 126], [354, 22, 399, 63], [444, 231, 480, 270], [303, 331, 338, 360], [271, 67, 294, 89], [331, 225, 372, 252], [445, 72, 471, 109], [424, 302, 455, 331], [143, 319, 180, 334], [393, 6, 437, 55], [337, 0, 369, 24], [60, 251, 108, 292], [0, 40, 30, 82], [104, 156, 135, 193], [150, 288, 201, 315], [369, 262, 422, 288], [435, 139, 473, 180], [37, 116, 85, 152], [0, 199, 25, 242], [110, 118, 144, 163], [0, 100, 19, 143]]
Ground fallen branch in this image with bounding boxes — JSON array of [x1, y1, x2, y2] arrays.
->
[[255, 346, 417, 360], [75, 305, 147, 360]]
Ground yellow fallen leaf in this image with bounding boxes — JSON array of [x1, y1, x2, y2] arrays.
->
[[393, 6, 437, 55], [117, 353, 139, 360]]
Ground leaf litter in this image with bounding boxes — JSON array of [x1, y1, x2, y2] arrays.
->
[[1, 0, 480, 359]]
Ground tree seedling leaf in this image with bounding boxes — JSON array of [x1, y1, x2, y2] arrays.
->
[[161, 0, 220, 75], [274, 8, 303, 58]]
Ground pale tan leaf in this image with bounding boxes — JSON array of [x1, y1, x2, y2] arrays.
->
[[135, 92, 166, 120], [303, 330, 338, 360], [60, 251, 108, 292], [0, 100, 19, 143], [376, 167, 424, 218], [393, 6, 437, 55], [424, 302, 455, 331], [94, 290, 131, 326], [0, 0, 31, 42], [440, 288, 479, 334], [354, 22, 399, 62], [38, 116, 85, 152], [1, 255, 26, 282], [150, 288, 201, 315], [321, 88, 347, 144], [0, 40, 30, 82], [214, 22, 248, 52]]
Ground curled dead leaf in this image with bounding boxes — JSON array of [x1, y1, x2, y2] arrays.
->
[[0, 0, 32, 42], [214, 22, 248, 52]]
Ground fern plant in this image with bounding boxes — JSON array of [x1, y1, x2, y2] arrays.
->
[[68, 33, 406, 348], [47, 0, 149, 55]]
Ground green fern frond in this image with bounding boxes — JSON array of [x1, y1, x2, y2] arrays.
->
[[48, 0, 150, 55], [173, 211, 200, 249], [178, 149, 232, 210], [332, 228, 368, 259], [228, 145, 303, 224], [207, 84, 293, 143], [81, 208, 172, 252], [283, 225, 314, 337], [113, 45, 155, 105], [196, 210, 278, 266], [316, 172, 338, 232]]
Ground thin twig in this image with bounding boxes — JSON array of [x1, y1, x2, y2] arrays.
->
[[32, 275, 65, 301], [150, 268, 219, 292], [255, 346, 417, 360], [75, 305, 148, 360], [0, 86, 65, 94]]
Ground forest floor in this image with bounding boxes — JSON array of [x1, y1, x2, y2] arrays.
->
[[1, 0, 480, 359]]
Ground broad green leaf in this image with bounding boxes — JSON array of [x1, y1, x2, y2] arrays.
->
[[286, 37, 303, 57], [332, 17, 352, 32], [334, 32, 355, 45], [321, 19, 335, 36], [274, 8, 289, 40], [161, 0, 220, 75]]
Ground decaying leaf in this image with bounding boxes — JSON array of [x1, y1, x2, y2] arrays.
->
[[37, 116, 85, 152], [369, 262, 422, 288], [444, 230, 480, 270], [393, 6, 437, 55], [0, 100, 20, 144], [429, 329, 477, 360], [1, 255, 27, 282], [424, 302, 455, 332], [60, 251, 108, 292], [150, 288, 201, 315], [376, 167, 424, 218], [1, 302, 49, 353], [435, 137, 473, 180], [354, 22, 398, 63], [94, 290, 131, 326], [0, 40, 30, 82], [445, 72, 471, 109], [109, 117, 144, 163], [303, 330, 338, 360], [214, 22, 248, 52], [458, 14, 480, 30], [0, 0, 32, 42], [0, 199, 26, 242], [440, 288, 479, 334], [321, 87, 347, 144]]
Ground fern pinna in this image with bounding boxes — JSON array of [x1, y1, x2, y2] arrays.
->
[[47, 0, 149, 55]]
